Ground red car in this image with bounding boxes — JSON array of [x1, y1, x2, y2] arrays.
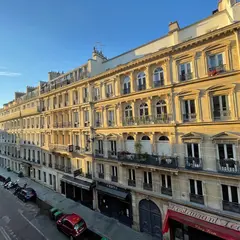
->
[[57, 213, 87, 239]]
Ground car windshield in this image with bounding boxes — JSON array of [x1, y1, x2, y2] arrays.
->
[[73, 220, 85, 231]]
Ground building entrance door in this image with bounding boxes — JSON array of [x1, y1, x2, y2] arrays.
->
[[139, 199, 162, 239]]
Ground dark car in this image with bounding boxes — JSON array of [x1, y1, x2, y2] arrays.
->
[[57, 213, 87, 239], [0, 175, 6, 182], [17, 187, 37, 202]]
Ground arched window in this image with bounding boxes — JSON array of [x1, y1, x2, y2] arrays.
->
[[127, 135, 134, 140], [123, 76, 131, 94], [159, 136, 169, 141], [153, 67, 164, 87], [156, 100, 167, 116], [125, 105, 133, 118], [140, 103, 149, 116], [137, 72, 146, 91], [142, 135, 150, 140]]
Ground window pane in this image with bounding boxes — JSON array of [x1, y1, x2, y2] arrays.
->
[[190, 100, 195, 113], [190, 179, 195, 194], [148, 172, 152, 184], [193, 144, 199, 158], [218, 144, 225, 159], [231, 186, 238, 203], [226, 144, 234, 159], [222, 185, 229, 201], [167, 175, 172, 188], [162, 175, 166, 187], [197, 180, 203, 195], [187, 144, 192, 157]]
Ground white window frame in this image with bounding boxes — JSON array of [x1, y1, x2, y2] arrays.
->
[[111, 166, 118, 176], [98, 163, 104, 173], [185, 143, 201, 158], [190, 179, 203, 195], [208, 52, 225, 69], [108, 110, 114, 122], [182, 99, 196, 120], [222, 185, 240, 203], [217, 144, 236, 160], [125, 105, 133, 118], [139, 103, 149, 116], [179, 62, 192, 80], [162, 174, 171, 188]]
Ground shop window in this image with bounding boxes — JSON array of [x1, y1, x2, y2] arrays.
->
[[189, 179, 204, 204]]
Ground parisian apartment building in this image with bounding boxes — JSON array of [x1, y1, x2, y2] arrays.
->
[[0, 0, 240, 239]]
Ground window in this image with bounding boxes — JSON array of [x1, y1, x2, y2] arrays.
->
[[73, 91, 78, 104], [86, 161, 92, 174], [153, 67, 164, 87], [97, 140, 103, 154], [186, 143, 200, 158], [108, 110, 114, 126], [95, 112, 101, 126], [217, 144, 235, 160], [73, 112, 79, 126], [143, 171, 152, 190], [43, 172, 46, 182], [179, 62, 192, 81], [33, 168, 36, 178], [111, 166, 118, 176], [139, 103, 149, 116], [93, 87, 100, 101], [38, 170, 41, 180], [182, 99, 196, 122], [128, 169, 136, 186], [222, 185, 240, 213], [98, 163, 104, 174], [123, 76, 131, 94], [77, 159, 81, 169], [161, 174, 172, 196], [109, 140, 117, 156], [106, 84, 113, 97], [49, 174, 52, 185], [212, 95, 229, 120], [189, 179, 204, 204], [137, 72, 146, 91], [125, 105, 133, 118], [84, 111, 89, 126], [83, 87, 88, 102], [156, 100, 167, 118], [208, 53, 225, 71]]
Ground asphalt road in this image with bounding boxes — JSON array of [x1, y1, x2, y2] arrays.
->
[[0, 185, 101, 240]]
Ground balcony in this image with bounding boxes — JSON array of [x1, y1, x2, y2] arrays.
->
[[94, 95, 101, 101], [49, 144, 73, 154], [185, 157, 203, 170], [222, 200, 240, 214], [143, 182, 152, 191], [179, 72, 193, 81], [118, 152, 178, 169], [161, 186, 172, 196], [137, 84, 146, 91], [111, 175, 118, 182], [0, 111, 21, 122], [53, 122, 72, 128], [217, 159, 240, 175], [128, 179, 136, 187], [106, 92, 113, 98], [21, 106, 40, 117], [85, 173, 92, 179], [153, 80, 164, 88], [65, 166, 72, 174], [208, 64, 226, 77], [95, 150, 104, 158], [95, 121, 102, 127], [183, 113, 197, 122], [123, 115, 172, 126], [48, 163, 52, 168], [98, 172, 104, 179], [122, 88, 131, 95], [190, 193, 204, 205], [108, 150, 117, 159], [108, 120, 115, 127], [213, 110, 231, 121]]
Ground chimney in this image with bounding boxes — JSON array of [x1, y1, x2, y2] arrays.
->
[[169, 21, 180, 33]]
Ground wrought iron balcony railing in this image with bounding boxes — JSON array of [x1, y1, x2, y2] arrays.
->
[[222, 200, 240, 214], [190, 193, 204, 205], [161, 186, 172, 196], [217, 159, 240, 175], [185, 157, 203, 170]]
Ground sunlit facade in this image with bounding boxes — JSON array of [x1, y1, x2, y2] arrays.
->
[[1, 1, 240, 239]]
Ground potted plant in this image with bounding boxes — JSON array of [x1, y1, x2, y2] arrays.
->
[[135, 141, 142, 155]]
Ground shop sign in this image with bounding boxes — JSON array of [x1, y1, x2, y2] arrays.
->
[[169, 203, 240, 232], [100, 182, 119, 191]]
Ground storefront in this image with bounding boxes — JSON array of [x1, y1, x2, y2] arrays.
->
[[97, 182, 133, 227], [163, 203, 240, 240], [60, 175, 95, 209]]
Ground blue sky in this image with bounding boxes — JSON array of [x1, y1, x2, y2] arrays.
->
[[0, 0, 217, 106]]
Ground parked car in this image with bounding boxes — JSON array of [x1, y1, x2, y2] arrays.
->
[[17, 187, 37, 202], [57, 213, 87, 239], [0, 174, 6, 182]]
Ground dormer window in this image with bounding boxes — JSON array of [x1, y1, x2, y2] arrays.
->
[[179, 62, 192, 81]]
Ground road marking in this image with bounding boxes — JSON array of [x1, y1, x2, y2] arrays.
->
[[17, 209, 49, 240], [0, 226, 11, 240]]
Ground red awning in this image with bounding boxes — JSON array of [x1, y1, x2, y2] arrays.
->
[[163, 210, 240, 240]]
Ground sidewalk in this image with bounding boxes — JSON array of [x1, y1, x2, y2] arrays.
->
[[0, 168, 153, 240]]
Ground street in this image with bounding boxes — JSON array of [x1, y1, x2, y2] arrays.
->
[[0, 185, 101, 240]]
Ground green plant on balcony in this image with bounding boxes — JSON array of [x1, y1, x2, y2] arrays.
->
[[135, 141, 142, 154]]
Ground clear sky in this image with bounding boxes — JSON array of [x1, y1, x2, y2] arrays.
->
[[0, 0, 217, 107]]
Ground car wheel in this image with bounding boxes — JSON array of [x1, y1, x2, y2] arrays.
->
[[57, 226, 61, 232], [70, 236, 74, 240]]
